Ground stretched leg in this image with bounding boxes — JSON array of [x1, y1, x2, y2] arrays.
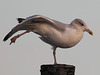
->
[[10, 30, 31, 45], [53, 47, 57, 64]]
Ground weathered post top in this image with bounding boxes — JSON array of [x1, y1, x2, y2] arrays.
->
[[40, 64, 75, 75]]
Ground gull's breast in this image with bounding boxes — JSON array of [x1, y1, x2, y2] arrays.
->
[[57, 28, 84, 48]]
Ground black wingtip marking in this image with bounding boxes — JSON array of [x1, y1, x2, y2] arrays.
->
[[3, 31, 12, 41], [17, 18, 25, 23]]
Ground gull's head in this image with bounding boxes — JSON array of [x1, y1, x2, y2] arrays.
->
[[70, 19, 93, 35]]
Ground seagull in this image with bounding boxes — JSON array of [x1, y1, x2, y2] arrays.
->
[[3, 15, 93, 64]]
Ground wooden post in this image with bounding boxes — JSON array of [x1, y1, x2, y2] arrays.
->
[[40, 64, 75, 75]]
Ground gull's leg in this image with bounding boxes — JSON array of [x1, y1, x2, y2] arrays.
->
[[10, 30, 31, 45], [53, 47, 57, 64]]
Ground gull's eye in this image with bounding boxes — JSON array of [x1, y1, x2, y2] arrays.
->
[[80, 22, 84, 26]]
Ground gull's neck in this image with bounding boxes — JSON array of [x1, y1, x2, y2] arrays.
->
[[70, 21, 83, 31]]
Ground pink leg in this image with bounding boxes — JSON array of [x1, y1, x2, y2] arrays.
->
[[10, 30, 31, 45], [53, 47, 57, 64]]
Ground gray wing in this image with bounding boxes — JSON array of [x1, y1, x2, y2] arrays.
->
[[25, 15, 66, 31], [3, 15, 66, 41]]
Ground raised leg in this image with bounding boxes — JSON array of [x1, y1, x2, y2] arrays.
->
[[53, 47, 57, 64], [10, 30, 31, 45]]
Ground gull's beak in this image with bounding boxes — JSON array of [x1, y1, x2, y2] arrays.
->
[[86, 29, 93, 35]]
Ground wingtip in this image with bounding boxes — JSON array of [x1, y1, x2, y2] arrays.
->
[[3, 31, 13, 42], [3, 37, 5, 41], [3, 35, 9, 42], [17, 18, 25, 23]]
